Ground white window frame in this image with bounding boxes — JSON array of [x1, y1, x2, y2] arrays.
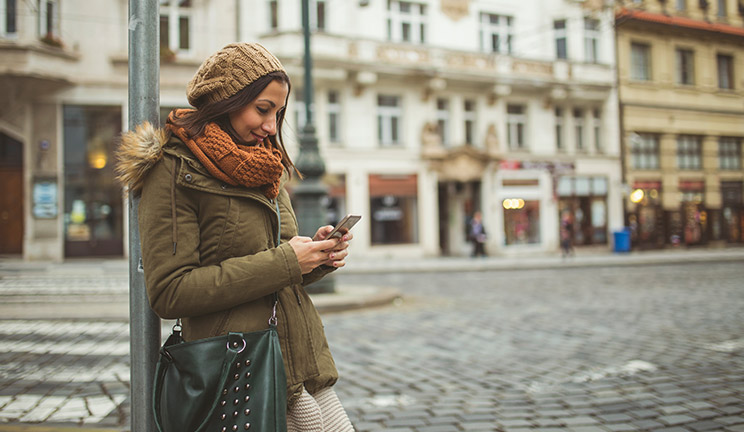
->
[[574, 109, 585, 152], [555, 107, 565, 151], [480, 12, 513, 54], [295, 91, 308, 132], [310, 0, 326, 31], [160, 0, 192, 55], [717, 0, 727, 17], [2, 0, 18, 37], [327, 90, 341, 144], [436, 98, 450, 147], [554, 19, 567, 60], [387, 1, 426, 44], [631, 133, 660, 170], [677, 135, 702, 170], [269, 0, 279, 30], [584, 17, 600, 64], [719, 137, 741, 170], [38, 0, 60, 39], [592, 109, 602, 153], [464, 99, 476, 146], [506, 104, 526, 150], [676, 48, 695, 85], [378, 95, 402, 147], [631, 42, 651, 81], [676, 0, 687, 11], [717, 53, 734, 90]]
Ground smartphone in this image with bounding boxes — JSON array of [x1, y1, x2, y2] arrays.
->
[[326, 214, 361, 239]]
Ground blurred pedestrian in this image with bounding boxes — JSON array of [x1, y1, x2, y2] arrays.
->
[[560, 210, 574, 257], [116, 42, 354, 431], [468, 211, 488, 257]]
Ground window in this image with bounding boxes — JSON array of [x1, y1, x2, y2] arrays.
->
[[38, 0, 60, 39], [593, 109, 602, 153], [369, 174, 418, 245], [631, 42, 651, 81], [294, 91, 307, 132], [311, 0, 326, 31], [555, 108, 564, 151], [584, 18, 600, 64], [464, 99, 476, 145], [503, 199, 541, 245], [554, 19, 567, 60], [717, 0, 727, 17], [160, 0, 192, 54], [719, 137, 742, 170], [676, 0, 687, 11], [676, 48, 695, 85], [378, 95, 402, 146], [327, 91, 340, 144], [2, 0, 17, 36], [631, 133, 659, 169], [387, 1, 426, 44], [574, 109, 585, 152], [677, 135, 702, 170], [717, 54, 734, 89], [480, 12, 513, 54], [436, 98, 450, 147], [269, 0, 278, 30], [506, 104, 526, 150]]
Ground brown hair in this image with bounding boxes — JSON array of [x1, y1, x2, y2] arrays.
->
[[171, 70, 299, 177]]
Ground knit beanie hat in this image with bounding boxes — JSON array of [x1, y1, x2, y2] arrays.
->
[[186, 43, 286, 108]]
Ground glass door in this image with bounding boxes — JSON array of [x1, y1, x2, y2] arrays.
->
[[63, 105, 123, 257]]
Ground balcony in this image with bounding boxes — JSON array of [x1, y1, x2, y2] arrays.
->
[[0, 40, 79, 93]]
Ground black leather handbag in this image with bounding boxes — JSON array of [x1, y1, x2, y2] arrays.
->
[[153, 312, 287, 432], [153, 201, 287, 431]]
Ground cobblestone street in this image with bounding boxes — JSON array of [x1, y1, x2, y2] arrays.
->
[[0, 258, 743, 431]]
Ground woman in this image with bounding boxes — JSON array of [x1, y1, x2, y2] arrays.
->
[[116, 43, 355, 431]]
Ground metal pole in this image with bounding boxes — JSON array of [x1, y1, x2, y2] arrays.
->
[[295, 0, 334, 293], [128, 0, 160, 430]]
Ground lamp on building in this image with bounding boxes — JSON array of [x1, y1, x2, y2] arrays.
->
[[294, 0, 335, 293], [630, 189, 645, 204]]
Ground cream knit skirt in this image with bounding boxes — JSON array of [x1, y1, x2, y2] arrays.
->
[[286, 386, 355, 432]]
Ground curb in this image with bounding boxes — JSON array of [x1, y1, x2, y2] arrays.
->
[[0, 426, 125, 432]]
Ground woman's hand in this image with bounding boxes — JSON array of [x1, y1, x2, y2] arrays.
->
[[289, 227, 354, 274]]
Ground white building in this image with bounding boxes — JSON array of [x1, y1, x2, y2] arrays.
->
[[0, 0, 622, 261]]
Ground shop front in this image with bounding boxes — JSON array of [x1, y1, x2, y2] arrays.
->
[[368, 174, 419, 245], [627, 180, 664, 249], [0, 132, 24, 255], [556, 176, 609, 246], [678, 180, 707, 246], [721, 181, 743, 244], [62, 105, 124, 257]]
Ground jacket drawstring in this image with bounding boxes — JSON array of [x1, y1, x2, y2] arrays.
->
[[171, 160, 178, 255]]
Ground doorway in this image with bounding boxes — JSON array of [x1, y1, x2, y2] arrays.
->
[[0, 132, 24, 255]]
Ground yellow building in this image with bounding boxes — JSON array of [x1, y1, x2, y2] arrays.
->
[[616, 0, 744, 248]]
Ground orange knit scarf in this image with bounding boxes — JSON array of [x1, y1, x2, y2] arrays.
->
[[166, 109, 283, 199]]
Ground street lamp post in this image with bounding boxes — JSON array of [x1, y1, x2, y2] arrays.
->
[[294, 0, 334, 293]]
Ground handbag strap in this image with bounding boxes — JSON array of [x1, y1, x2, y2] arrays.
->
[[172, 200, 284, 333]]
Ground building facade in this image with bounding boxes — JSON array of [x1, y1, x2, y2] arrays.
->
[[616, 0, 744, 249], [0, 0, 623, 261]]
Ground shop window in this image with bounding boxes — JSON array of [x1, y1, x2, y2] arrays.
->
[[631, 42, 651, 81], [719, 137, 741, 170], [557, 176, 608, 245], [717, 54, 734, 90], [63, 106, 124, 257], [584, 18, 600, 64], [503, 199, 540, 245], [377, 95, 402, 146], [679, 182, 706, 246], [369, 174, 418, 245], [387, 1, 426, 44], [325, 174, 346, 227], [677, 135, 702, 170], [676, 48, 695, 85], [631, 133, 659, 169], [480, 12, 513, 54], [554, 19, 567, 60], [160, 0, 192, 55]]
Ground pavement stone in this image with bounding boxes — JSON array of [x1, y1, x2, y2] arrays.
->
[[1, 248, 743, 431]]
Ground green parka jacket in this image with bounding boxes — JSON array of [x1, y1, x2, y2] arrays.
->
[[116, 123, 338, 408]]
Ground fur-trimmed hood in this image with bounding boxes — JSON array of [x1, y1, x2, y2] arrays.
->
[[114, 122, 169, 196]]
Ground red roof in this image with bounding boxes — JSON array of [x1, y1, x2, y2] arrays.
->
[[616, 8, 744, 38]]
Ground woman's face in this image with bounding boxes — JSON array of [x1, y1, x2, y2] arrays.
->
[[229, 79, 288, 145]]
